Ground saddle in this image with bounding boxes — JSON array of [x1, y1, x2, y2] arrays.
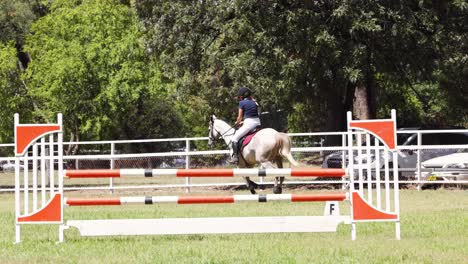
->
[[237, 126, 262, 153]]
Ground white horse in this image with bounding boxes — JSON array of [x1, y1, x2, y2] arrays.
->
[[208, 115, 298, 194]]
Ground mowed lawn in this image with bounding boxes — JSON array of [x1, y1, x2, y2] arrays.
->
[[0, 189, 466, 263]]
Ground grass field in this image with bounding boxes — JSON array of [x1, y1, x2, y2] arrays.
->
[[0, 189, 467, 263]]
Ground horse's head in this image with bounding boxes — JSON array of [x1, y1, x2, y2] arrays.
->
[[208, 115, 219, 147]]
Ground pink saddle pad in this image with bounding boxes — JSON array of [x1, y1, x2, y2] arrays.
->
[[242, 131, 259, 148]]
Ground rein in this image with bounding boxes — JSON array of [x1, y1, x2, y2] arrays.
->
[[220, 127, 236, 137], [211, 122, 236, 145]]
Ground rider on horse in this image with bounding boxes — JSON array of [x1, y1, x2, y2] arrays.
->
[[229, 87, 261, 164]]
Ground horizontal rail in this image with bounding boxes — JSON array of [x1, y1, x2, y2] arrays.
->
[[64, 168, 346, 178], [1, 129, 466, 148], [65, 193, 348, 206], [3, 179, 466, 193], [5, 145, 465, 162]]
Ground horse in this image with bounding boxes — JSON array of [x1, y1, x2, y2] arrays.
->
[[208, 115, 298, 194]]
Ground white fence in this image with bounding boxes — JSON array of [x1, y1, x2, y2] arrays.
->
[[1, 130, 467, 192]]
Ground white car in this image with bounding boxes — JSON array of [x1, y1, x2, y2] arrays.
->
[[419, 153, 468, 182], [323, 131, 468, 179], [1, 160, 15, 171]]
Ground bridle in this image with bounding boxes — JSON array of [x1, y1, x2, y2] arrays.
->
[[208, 122, 217, 144], [209, 120, 236, 147]]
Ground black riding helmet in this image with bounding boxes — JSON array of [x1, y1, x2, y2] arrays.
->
[[237, 87, 252, 98]]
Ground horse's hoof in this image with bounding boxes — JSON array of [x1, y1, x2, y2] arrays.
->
[[273, 186, 282, 194], [249, 189, 257, 195]]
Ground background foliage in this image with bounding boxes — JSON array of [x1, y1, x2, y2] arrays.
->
[[0, 0, 466, 145]]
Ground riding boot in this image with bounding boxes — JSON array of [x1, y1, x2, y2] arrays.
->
[[229, 142, 239, 164]]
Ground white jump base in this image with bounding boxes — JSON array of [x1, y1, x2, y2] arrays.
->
[[68, 215, 350, 236]]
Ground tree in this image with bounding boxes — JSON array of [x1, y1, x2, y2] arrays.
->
[[0, 0, 49, 69], [135, 1, 366, 133], [24, 0, 185, 147], [0, 42, 34, 144], [136, 0, 467, 136], [0, 1, 35, 47]]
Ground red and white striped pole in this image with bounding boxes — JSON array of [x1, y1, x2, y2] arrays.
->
[[65, 193, 348, 206], [64, 168, 346, 178]]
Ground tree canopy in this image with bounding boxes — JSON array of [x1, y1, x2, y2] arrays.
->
[[22, 0, 185, 147], [136, 0, 467, 132], [0, 0, 466, 144]]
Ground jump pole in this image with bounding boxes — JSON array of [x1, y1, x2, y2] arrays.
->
[[64, 193, 348, 206], [64, 168, 346, 178]]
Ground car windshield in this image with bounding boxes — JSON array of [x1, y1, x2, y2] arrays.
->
[[398, 132, 468, 146]]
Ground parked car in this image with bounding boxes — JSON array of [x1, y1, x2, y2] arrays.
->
[[322, 130, 468, 178], [158, 148, 187, 168], [1, 160, 15, 171], [418, 152, 468, 182]]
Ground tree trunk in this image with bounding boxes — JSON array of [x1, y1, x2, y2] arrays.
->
[[353, 81, 370, 120], [353, 46, 378, 120], [65, 130, 80, 156], [353, 74, 377, 120]]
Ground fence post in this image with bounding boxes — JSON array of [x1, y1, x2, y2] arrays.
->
[[417, 132, 422, 191], [319, 137, 325, 158], [185, 139, 191, 193], [110, 142, 115, 194], [341, 133, 347, 190]]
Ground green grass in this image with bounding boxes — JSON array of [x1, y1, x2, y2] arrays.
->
[[0, 189, 467, 263]]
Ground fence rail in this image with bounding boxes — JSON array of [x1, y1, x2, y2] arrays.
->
[[1, 130, 467, 192]]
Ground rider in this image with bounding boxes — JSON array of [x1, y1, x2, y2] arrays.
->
[[229, 87, 261, 164]]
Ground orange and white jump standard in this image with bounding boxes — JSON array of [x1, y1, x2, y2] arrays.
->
[[14, 110, 400, 243]]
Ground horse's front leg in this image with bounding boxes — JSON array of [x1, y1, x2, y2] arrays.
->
[[239, 159, 258, 194], [244, 176, 258, 194]]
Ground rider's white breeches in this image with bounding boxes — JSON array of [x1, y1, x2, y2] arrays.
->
[[232, 117, 261, 143]]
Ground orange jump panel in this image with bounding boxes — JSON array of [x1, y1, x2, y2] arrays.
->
[[15, 125, 61, 155], [17, 194, 62, 223], [349, 121, 396, 150], [352, 192, 398, 220]]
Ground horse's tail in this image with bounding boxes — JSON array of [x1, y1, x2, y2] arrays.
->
[[276, 133, 299, 167]]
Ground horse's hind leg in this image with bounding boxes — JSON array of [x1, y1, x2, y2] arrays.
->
[[273, 176, 285, 194], [273, 159, 285, 194]]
